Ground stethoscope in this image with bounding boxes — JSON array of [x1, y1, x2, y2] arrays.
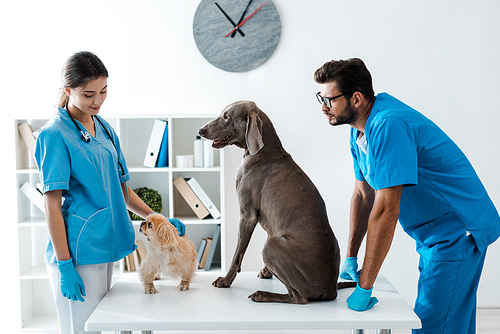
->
[[65, 106, 129, 204]]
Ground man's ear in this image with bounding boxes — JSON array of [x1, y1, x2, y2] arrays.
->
[[245, 112, 264, 155], [351, 91, 364, 108]]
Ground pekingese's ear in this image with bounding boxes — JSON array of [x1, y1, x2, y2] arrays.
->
[[156, 221, 179, 247]]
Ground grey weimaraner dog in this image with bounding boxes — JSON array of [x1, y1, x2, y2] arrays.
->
[[199, 101, 355, 304]]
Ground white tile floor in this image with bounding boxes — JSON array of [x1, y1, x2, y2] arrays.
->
[[110, 308, 498, 334]]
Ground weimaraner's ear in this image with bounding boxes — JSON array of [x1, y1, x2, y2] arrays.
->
[[246, 113, 264, 155]]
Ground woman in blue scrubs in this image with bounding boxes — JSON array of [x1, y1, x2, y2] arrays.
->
[[314, 58, 500, 333], [35, 51, 183, 334]]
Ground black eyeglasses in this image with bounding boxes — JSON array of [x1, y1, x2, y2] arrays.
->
[[316, 92, 344, 108]]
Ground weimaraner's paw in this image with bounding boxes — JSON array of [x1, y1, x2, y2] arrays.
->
[[249, 290, 285, 302], [257, 267, 273, 279], [249, 290, 307, 304], [249, 290, 266, 302], [212, 276, 232, 288]]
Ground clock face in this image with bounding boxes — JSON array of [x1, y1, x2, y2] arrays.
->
[[193, 0, 281, 72]]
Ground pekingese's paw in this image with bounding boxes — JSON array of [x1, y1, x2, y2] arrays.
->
[[144, 283, 158, 294], [177, 282, 190, 291]]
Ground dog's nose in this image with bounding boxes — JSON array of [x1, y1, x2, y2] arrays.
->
[[198, 128, 205, 136]]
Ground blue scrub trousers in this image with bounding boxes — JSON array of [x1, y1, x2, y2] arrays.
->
[[413, 236, 486, 334]]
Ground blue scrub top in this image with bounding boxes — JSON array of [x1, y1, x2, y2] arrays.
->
[[351, 93, 500, 260], [35, 107, 136, 265]]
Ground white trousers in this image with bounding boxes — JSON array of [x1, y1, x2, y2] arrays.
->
[[47, 262, 114, 334]]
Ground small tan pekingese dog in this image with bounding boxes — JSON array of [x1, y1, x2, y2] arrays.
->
[[138, 213, 198, 294]]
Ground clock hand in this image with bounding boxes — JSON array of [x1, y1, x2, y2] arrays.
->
[[230, 0, 253, 38], [225, 2, 267, 38], [214, 2, 245, 37]]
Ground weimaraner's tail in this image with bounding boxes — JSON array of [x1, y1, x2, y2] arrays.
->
[[337, 281, 357, 289]]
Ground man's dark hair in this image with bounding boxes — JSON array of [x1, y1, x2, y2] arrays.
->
[[314, 58, 375, 102]]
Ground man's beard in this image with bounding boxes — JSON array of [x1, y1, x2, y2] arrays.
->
[[330, 99, 358, 126]]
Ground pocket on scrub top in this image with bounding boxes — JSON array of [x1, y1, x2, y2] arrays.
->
[[408, 212, 467, 260], [67, 208, 111, 264]]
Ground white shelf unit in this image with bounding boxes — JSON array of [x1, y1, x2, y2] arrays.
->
[[15, 115, 225, 333]]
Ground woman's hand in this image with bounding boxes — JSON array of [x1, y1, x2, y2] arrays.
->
[[57, 258, 86, 302]]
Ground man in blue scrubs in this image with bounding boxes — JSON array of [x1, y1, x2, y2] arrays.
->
[[314, 58, 500, 333]]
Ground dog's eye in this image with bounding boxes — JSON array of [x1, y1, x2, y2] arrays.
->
[[148, 222, 153, 228], [223, 112, 230, 121]]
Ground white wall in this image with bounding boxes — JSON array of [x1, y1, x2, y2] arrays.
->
[[2, 1, 500, 328]]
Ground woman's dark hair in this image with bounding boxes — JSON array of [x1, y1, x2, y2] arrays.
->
[[314, 58, 375, 102], [58, 51, 108, 107]]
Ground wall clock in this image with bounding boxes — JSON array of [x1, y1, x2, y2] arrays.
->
[[193, 0, 281, 72]]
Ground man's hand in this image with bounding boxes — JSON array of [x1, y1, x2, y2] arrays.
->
[[346, 283, 378, 311], [340, 257, 361, 282]]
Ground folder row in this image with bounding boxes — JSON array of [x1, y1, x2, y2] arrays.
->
[[173, 177, 221, 220]]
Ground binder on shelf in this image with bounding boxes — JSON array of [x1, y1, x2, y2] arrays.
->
[[199, 237, 212, 269], [196, 238, 207, 266], [173, 177, 210, 219], [136, 239, 148, 263], [125, 253, 136, 272], [124, 254, 131, 271], [18, 123, 38, 168], [204, 224, 221, 271], [156, 125, 169, 167], [143, 120, 168, 167], [186, 178, 221, 219], [125, 249, 146, 272], [132, 251, 140, 269], [20, 182, 45, 214]]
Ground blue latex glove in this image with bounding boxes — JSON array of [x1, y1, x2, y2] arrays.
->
[[57, 258, 85, 302], [168, 218, 186, 237], [347, 283, 379, 311], [340, 257, 361, 282]]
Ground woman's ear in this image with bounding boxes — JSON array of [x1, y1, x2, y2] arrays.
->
[[64, 88, 71, 96]]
